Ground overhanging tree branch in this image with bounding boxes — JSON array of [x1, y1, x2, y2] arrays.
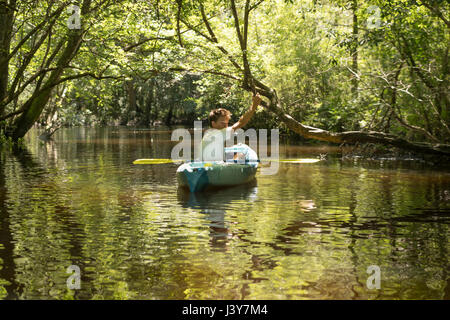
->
[[221, 0, 450, 156], [196, 2, 243, 72], [176, 0, 184, 47], [196, 0, 272, 96], [3, 2, 67, 65], [0, 108, 25, 121], [8, 0, 94, 140], [1, 67, 58, 109], [167, 67, 241, 81], [123, 36, 175, 52], [249, 0, 266, 11], [230, 0, 252, 88], [420, 0, 450, 29]]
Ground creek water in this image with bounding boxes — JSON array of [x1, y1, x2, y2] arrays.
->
[[0, 126, 449, 299]]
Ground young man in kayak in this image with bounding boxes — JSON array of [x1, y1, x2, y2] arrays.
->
[[201, 94, 262, 161]]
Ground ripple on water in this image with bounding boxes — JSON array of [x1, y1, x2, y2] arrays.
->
[[0, 127, 449, 299]]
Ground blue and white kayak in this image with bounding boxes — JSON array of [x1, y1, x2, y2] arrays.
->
[[177, 144, 258, 192]]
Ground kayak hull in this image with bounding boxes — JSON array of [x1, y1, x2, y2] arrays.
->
[[177, 162, 257, 192]]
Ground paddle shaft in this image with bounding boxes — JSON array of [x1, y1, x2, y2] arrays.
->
[[133, 159, 320, 165]]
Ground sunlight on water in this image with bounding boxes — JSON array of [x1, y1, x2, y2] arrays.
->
[[0, 127, 449, 299]]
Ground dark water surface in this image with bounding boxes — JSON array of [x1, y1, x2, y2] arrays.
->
[[0, 127, 449, 299]]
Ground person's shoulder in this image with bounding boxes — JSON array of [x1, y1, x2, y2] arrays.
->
[[224, 126, 234, 139]]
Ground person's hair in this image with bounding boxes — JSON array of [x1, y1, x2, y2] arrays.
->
[[208, 108, 231, 126]]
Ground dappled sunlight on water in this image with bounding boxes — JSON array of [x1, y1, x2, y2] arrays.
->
[[0, 127, 449, 299]]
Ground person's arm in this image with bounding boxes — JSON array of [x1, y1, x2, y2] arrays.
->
[[231, 94, 262, 130]]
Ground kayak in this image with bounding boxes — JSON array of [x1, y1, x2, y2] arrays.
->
[[177, 161, 258, 192], [177, 144, 258, 192]]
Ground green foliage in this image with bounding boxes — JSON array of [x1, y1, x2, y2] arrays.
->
[[2, 0, 448, 142]]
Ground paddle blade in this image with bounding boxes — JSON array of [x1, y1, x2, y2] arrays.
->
[[133, 159, 175, 165], [278, 159, 321, 164]]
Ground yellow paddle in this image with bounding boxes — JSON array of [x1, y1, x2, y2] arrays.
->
[[276, 159, 321, 164], [133, 158, 321, 165], [132, 159, 177, 165]]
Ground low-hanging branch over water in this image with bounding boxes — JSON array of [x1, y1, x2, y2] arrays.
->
[[188, 0, 450, 158], [0, 0, 448, 159]]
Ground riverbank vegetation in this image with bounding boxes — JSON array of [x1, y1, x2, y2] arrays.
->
[[0, 0, 448, 156]]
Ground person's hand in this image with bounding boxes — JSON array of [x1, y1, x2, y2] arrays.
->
[[251, 94, 262, 111]]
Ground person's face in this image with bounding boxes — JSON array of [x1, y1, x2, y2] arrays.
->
[[211, 115, 230, 130]]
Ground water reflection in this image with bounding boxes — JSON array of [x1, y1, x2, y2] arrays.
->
[[178, 182, 258, 251], [0, 127, 449, 299]]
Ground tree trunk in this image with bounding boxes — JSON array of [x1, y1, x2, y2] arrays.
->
[[144, 79, 154, 127], [153, 78, 159, 124], [128, 80, 136, 112], [39, 85, 67, 140], [351, 0, 358, 97], [9, 31, 84, 140], [0, 0, 16, 116], [165, 103, 173, 126], [7, 0, 91, 140]]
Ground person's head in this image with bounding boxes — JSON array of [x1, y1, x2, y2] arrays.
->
[[208, 108, 231, 129]]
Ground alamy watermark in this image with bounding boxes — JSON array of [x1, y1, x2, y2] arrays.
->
[[367, 6, 382, 29], [67, 5, 81, 30], [366, 265, 381, 290], [171, 121, 280, 175], [66, 265, 81, 290]]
